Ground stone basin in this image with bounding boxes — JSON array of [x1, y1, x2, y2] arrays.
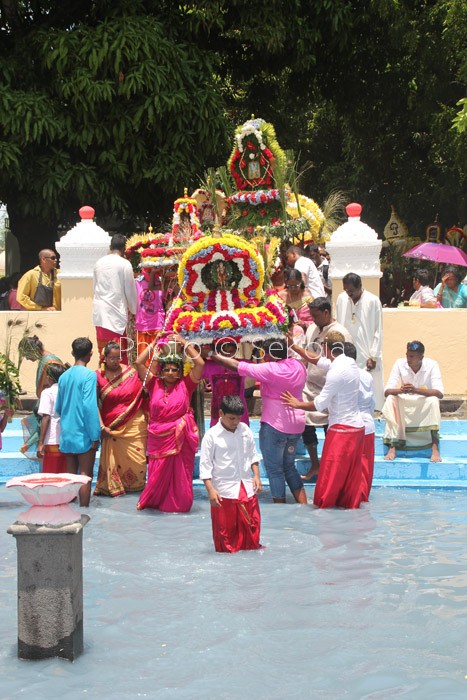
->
[[6, 473, 91, 525]]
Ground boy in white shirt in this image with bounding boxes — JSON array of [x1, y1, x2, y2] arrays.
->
[[37, 364, 68, 473], [200, 395, 262, 553]]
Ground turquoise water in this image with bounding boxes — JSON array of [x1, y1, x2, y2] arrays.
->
[[2, 486, 467, 699]]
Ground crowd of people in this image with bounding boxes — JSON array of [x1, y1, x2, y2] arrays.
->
[[1, 238, 453, 554]]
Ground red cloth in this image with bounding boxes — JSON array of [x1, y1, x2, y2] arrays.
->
[[361, 433, 375, 502], [42, 444, 67, 474], [96, 326, 129, 365], [202, 359, 249, 427], [313, 423, 365, 509], [211, 482, 261, 553]]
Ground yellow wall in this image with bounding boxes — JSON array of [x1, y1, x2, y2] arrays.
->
[[382, 308, 467, 395], [1, 278, 466, 396], [0, 278, 97, 394]]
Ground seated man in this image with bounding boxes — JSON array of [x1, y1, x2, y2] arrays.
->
[[382, 340, 444, 462], [408, 268, 437, 308], [17, 249, 61, 311]]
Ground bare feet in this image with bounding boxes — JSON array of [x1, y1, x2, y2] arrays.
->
[[384, 446, 396, 461], [430, 444, 442, 462]]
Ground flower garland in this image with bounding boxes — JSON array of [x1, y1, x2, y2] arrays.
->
[[172, 194, 202, 239], [227, 190, 281, 207], [177, 233, 265, 305], [228, 118, 287, 191], [164, 294, 289, 344], [140, 247, 186, 259], [286, 192, 325, 242]]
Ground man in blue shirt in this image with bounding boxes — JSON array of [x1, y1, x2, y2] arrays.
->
[[56, 337, 101, 506]]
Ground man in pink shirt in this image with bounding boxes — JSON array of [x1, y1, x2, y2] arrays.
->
[[211, 338, 307, 504]]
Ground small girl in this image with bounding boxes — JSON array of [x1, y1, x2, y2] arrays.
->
[[37, 364, 68, 473]]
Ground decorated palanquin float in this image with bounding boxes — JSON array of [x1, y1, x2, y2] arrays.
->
[[164, 233, 288, 344], [124, 191, 205, 300], [224, 116, 325, 245], [125, 190, 203, 270]]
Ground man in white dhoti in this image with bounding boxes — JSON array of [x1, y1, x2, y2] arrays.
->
[[297, 298, 351, 480], [382, 340, 444, 462], [335, 272, 384, 410]]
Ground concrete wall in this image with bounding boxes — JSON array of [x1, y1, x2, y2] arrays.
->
[[382, 308, 467, 396], [0, 279, 97, 394], [1, 277, 466, 396]]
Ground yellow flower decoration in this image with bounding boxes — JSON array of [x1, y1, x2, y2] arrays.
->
[[286, 192, 325, 242], [177, 232, 265, 304]]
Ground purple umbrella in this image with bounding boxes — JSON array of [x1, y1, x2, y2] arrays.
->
[[403, 242, 467, 267]]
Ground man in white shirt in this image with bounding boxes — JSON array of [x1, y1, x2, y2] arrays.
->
[[92, 234, 137, 363], [382, 340, 444, 462], [199, 395, 262, 553], [304, 243, 332, 301], [344, 342, 375, 502], [336, 272, 384, 410], [408, 269, 437, 307], [282, 335, 365, 509], [285, 245, 325, 300], [297, 297, 352, 480]]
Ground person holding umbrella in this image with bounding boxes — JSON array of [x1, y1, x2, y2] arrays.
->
[[433, 267, 467, 308]]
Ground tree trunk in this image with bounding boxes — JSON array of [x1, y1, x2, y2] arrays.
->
[[7, 202, 59, 274]]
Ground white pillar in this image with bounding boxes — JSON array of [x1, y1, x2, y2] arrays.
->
[[327, 202, 382, 299]]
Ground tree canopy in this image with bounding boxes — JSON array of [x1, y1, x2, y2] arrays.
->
[[0, 0, 465, 268]]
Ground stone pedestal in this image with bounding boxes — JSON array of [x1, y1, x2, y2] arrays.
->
[[7, 515, 90, 661]]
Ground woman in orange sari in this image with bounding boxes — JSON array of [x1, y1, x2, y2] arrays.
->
[[136, 333, 204, 513], [94, 342, 148, 497]]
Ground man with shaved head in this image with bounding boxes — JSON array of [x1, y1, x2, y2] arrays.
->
[[17, 248, 61, 311]]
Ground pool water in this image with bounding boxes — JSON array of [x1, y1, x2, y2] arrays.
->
[[2, 486, 467, 699]]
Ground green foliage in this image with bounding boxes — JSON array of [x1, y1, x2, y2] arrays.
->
[[0, 8, 228, 229], [0, 0, 465, 262], [301, 0, 467, 233]]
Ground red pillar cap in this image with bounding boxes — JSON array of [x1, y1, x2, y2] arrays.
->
[[346, 202, 362, 218], [79, 206, 95, 220]]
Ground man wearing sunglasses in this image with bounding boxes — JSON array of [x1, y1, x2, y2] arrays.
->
[[382, 340, 444, 462], [16, 249, 61, 311]]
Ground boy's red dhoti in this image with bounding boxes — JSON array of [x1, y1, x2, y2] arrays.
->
[[313, 423, 365, 509], [361, 432, 375, 502], [42, 444, 68, 474], [211, 483, 261, 553]]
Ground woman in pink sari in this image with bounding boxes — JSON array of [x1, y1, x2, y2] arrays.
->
[[136, 333, 204, 512], [94, 342, 148, 497]]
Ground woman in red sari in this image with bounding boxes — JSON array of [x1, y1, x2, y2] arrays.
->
[[136, 333, 204, 513], [94, 342, 148, 497]]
